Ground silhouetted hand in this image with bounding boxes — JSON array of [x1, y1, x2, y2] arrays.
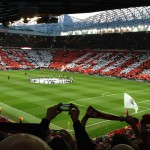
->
[[81, 115, 89, 127], [81, 107, 92, 127], [45, 103, 62, 121], [84, 106, 124, 121], [85, 106, 97, 118], [125, 115, 139, 126], [69, 103, 80, 123]]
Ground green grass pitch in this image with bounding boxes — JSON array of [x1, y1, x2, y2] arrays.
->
[[0, 69, 150, 138]]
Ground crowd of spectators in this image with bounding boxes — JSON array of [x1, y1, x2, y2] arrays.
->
[[0, 48, 150, 81], [0, 104, 150, 150], [1, 31, 150, 50], [0, 31, 150, 81], [51, 50, 150, 82], [0, 33, 52, 48], [48, 32, 150, 50], [0, 49, 54, 69]]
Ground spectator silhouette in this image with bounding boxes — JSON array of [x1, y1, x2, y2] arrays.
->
[[111, 144, 135, 150], [0, 130, 8, 142], [0, 103, 95, 150], [49, 136, 71, 150], [69, 103, 95, 150], [111, 134, 132, 148], [0, 133, 52, 150], [80, 106, 150, 150], [139, 114, 150, 150], [48, 129, 75, 150], [1, 103, 149, 150]]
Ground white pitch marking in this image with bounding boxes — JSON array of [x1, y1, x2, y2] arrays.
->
[[102, 92, 111, 97], [138, 100, 150, 104], [73, 102, 117, 116], [134, 108, 150, 115], [72, 88, 150, 103], [86, 120, 110, 127], [0, 102, 62, 129], [138, 106, 150, 110]]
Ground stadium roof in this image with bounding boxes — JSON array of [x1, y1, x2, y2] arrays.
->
[[0, 0, 150, 23]]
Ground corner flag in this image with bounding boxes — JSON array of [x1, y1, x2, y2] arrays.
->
[[124, 93, 138, 113]]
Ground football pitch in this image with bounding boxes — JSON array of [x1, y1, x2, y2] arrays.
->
[[0, 69, 150, 138]]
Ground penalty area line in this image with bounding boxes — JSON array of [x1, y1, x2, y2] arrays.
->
[[72, 102, 118, 116], [72, 88, 150, 103]]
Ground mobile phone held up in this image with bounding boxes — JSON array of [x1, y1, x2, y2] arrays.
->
[[52, 130, 62, 135], [60, 104, 70, 111]]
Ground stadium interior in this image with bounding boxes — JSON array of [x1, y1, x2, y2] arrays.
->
[[0, 1, 150, 150]]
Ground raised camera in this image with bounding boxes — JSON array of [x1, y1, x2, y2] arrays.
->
[[52, 130, 62, 134]]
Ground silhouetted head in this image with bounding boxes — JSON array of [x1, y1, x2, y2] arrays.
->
[[140, 114, 150, 125], [111, 144, 135, 150], [0, 131, 8, 142], [0, 133, 53, 150], [48, 136, 71, 150], [111, 134, 131, 148]]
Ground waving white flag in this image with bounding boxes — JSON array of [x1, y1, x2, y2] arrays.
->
[[124, 93, 138, 113]]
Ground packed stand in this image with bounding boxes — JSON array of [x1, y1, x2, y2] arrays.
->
[[50, 32, 150, 50], [0, 49, 53, 69], [1, 31, 150, 50], [0, 32, 150, 81], [53, 50, 150, 82], [0, 33, 52, 48], [1, 48, 150, 82]]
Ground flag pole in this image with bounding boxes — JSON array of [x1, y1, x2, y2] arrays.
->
[[125, 109, 129, 116], [68, 121, 70, 132]]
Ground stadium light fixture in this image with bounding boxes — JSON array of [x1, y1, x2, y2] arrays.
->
[[20, 18, 24, 22], [145, 25, 147, 28], [21, 47, 32, 50], [27, 18, 30, 21]]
